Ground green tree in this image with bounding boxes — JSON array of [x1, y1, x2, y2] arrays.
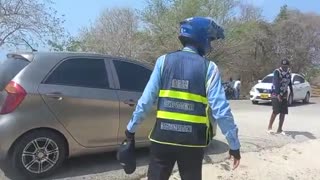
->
[[275, 4, 288, 22], [79, 8, 140, 58], [140, 0, 239, 62], [74, 0, 320, 89], [48, 36, 82, 52]]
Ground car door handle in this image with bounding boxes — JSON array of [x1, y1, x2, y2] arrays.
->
[[123, 99, 136, 107], [45, 92, 63, 101]]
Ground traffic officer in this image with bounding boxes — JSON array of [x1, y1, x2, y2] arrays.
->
[[124, 16, 241, 180]]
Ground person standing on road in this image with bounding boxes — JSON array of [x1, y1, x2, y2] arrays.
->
[[234, 78, 241, 100], [225, 77, 235, 99], [123, 17, 241, 180], [267, 59, 293, 135]]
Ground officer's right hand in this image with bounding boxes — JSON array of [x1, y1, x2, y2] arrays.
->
[[229, 149, 241, 170]]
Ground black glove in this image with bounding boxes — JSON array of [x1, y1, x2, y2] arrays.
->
[[117, 133, 136, 174], [125, 129, 135, 142], [229, 149, 241, 160]]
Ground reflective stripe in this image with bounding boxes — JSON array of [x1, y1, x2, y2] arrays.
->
[[157, 110, 207, 124], [148, 122, 208, 148], [163, 99, 195, 112], [160, 122, 193, 133], [149, 138, 207, 148], [159, 90, 208, 105]]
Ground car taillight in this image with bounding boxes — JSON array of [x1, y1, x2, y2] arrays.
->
[[0, 81, 26, 114]]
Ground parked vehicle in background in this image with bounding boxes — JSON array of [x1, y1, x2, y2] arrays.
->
[[0, 52, 217, 179], [250, 73, 312, 105]]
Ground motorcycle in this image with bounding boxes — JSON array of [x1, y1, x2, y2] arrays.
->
[[222, 82, 235, 100]]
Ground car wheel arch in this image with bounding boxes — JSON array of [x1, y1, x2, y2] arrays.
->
[[8, 127, 69, 158], [303, 91, 310, 103]]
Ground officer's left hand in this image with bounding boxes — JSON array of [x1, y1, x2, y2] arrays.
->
[[229, 149, 241, 170]]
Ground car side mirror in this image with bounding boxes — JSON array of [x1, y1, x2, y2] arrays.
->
[[294, 81, 300, 85], [258, 80, 262, 83]]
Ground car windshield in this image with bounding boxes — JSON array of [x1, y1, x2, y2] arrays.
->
[[262, 76, 273, 83]]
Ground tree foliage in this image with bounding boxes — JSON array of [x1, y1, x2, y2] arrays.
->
[[54, 2, 320, 90], [48, 36, 82, 52], [140, 0, 239, 62], [0, 0, 65, 48], [78, 8, 141, 58]]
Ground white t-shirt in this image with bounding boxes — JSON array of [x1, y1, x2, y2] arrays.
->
[[234, 80, 241, 89]]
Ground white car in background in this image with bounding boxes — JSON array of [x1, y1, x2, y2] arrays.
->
[[250, 73, 312, 105]]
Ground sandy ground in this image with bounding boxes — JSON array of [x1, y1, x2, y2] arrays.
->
[[1, 98, 320, 180], [169, 139, 320, 180]]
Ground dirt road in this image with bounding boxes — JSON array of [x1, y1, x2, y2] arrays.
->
[[1, 98, 320, 180], [198, 139, 320, 180]]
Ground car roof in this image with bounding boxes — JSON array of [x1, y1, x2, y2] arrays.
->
[[7, 51, 154, 70]]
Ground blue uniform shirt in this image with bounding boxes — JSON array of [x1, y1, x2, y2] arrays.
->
[[126, 47, 241, 150]]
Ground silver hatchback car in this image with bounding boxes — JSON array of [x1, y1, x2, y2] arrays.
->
[[0, 52, 217, 179]]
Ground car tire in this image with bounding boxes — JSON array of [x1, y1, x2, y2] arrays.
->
[[252, 101, 258, 105], [10, 130, 67, 179], [288, 93, 293, 106], [303, 92, 310, 104]]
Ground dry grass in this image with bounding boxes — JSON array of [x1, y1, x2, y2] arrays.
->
[[311, 86, 320, 97]]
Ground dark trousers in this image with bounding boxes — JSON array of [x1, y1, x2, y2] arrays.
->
[[147, 142, 204, 180], [272, 97, 288, 114]]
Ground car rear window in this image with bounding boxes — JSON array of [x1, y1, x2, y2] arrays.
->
[[262, 76, 273, 83], [0, 57, 30, 91]]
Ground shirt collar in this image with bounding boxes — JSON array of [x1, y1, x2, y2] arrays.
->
[[182, 46, 198, 54]]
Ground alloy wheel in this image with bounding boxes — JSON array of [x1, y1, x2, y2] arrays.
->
[[21, 138, 59, 174]]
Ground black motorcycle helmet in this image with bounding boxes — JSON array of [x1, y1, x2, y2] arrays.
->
[[116, 140, 136, 174]]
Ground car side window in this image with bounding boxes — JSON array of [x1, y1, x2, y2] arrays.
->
[[293, 75, 305, 84], [297, 76, 305, 83], [293, 75, 299, 83], [113, 60, 151, 92], [44, 58, 109, 89]]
